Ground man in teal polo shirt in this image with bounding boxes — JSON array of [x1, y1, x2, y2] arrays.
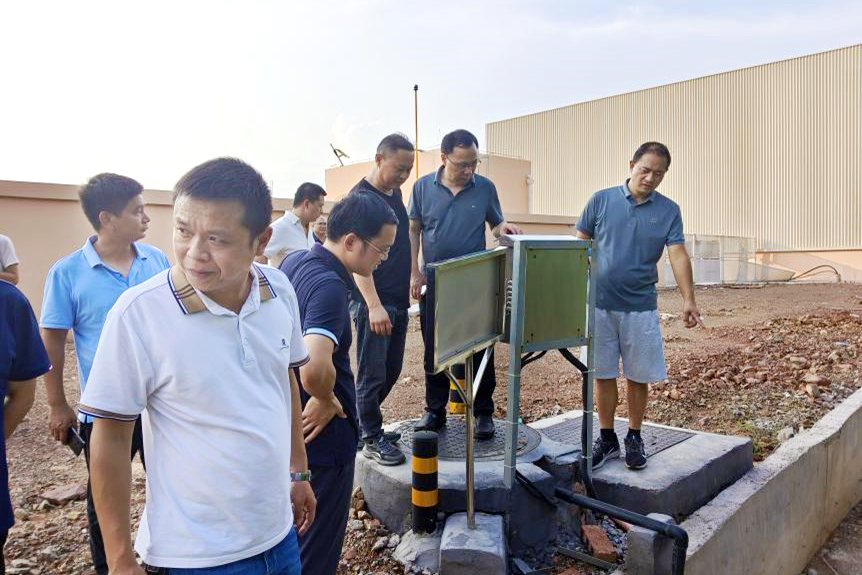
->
[[576, 142, 703, 471], [40, 173, 169, 575]]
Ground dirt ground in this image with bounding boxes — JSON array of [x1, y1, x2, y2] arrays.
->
[[4, 282, 861, 575]]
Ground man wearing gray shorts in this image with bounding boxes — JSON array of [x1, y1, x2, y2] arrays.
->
[[576, 142, 703, 470]]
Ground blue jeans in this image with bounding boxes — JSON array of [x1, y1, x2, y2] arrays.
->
[[349, 300, 409, 441], [149, 529, 302, 575]]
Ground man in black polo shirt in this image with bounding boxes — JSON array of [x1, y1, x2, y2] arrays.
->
[[408, 129, 522, 439], [280, 192, 397, 575], [349, 133, 415, 466]]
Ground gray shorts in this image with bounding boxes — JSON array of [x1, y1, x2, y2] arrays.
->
[[594, 308, 667, 384]]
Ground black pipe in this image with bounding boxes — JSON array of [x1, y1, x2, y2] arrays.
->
[[557, 348, 597, 498], [521, 350, 547, 368], [555, 487, 689, 575]]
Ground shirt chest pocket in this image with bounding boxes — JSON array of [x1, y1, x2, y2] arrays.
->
[[637, 212, 671, 258]]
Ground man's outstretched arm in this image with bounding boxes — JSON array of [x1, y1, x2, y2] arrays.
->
[[668, 244, 703, 328]]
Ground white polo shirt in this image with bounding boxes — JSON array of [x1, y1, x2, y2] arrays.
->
[[265, 211, 315, 266], [79, 264, 309, 569], [0, 234, 19, 270]]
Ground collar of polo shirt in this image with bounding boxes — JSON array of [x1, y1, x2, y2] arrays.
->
[[622, 179, 656, 204], [168, 264, 277, 315], [82, 235, 146, 268]]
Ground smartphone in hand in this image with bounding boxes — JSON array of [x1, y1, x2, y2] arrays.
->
[[66, 427, 85, 457]]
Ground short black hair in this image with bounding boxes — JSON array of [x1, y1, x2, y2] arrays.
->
[[632, 142, 671, 169], [376, 133, 415, 157], [327, 191, 398, 242], [78, 173, 144, 230], [174, 157, 272, 238], [441, 129, 479, 155], [293, 182, 327, 208]]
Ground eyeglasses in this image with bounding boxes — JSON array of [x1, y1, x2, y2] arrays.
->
[[364, 239, 390, 260], [445, 155, 481, 172]]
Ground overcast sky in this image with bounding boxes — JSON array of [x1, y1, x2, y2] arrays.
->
[[1, 0, 860, 196]]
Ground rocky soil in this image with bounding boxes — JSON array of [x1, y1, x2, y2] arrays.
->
[[4, 282, 860, 574]]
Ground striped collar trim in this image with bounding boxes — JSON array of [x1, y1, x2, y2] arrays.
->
[[168, 264, 277, 315]]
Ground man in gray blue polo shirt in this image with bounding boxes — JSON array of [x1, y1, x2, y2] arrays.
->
[[577, 142, 702, 471], [408, 129, 521, 439]]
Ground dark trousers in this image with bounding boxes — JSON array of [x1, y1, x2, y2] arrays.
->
[[350, 301, 409, 441], [419, 289, 497, 417], [81, 417, 146, 575], [298, 458, 356, 575]]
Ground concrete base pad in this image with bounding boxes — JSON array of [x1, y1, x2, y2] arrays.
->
[[531, 414, 754, 520], [357, 414, 752, 561], [393, 529, 443, 573], [440, 512, 507, 575], [355, 420, 556, 554]]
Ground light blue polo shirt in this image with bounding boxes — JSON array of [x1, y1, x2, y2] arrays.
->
[[576, 181, 685, 312], [40, 237, 170, 422]]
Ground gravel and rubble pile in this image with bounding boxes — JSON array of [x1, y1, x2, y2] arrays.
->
[[651, 310, 861, 459], [517, 310, 861, 461], [337, 488, 411, 575]]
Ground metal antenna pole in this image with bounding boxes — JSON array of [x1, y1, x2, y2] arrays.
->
[[414, 85, 420, 179]]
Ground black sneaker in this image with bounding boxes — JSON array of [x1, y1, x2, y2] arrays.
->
[[591, 436, 621, 470], [475, 415, 495, 440], [363, 436, 406, 466], [415, 411, 446, 432], [624, 433, 648, 470], [360, 431, 401, 450], [383, 431, 402, 443]]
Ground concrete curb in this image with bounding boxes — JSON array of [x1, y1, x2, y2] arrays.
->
[[609, 386, 862, 575]]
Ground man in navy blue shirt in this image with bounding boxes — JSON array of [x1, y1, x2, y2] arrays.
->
[[349, 133, 415, 466], [408, 129, 522, 438], [281, 192, 397, 575], [0, 282, 51, 572], [576, 142, 703, 471]]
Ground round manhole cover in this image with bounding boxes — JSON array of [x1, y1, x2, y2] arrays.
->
[[393, 417, 541, 461]]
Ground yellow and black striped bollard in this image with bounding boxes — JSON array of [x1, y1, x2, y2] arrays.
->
[[448, 363, 466, 414], [411, 430, 438, 533]]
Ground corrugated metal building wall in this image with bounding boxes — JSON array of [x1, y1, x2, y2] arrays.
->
[[486, 45, 862, 251]]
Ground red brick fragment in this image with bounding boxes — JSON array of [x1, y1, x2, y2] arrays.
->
[[581, 524, 618, 563]]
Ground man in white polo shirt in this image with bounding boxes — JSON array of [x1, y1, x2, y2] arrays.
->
[[80, 157, 316, 575], [264, 182, 326, 267]]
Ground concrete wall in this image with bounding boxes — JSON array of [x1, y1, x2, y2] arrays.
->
[[324, 149, 531, 215], [674, 387, 862, 575], [0, 180, 296, 316], [756, 250, 862, 283]]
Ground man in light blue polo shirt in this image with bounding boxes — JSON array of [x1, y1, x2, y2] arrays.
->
[[40, 173, 169, 575], [576, 142, 702, 471]]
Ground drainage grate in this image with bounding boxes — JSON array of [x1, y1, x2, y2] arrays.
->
[[394, 417, 542, 461], [539, 416, 694, 458]]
